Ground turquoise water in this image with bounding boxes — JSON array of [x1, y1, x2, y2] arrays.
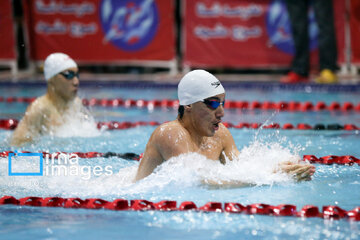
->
[[0, 83, 359, 239]]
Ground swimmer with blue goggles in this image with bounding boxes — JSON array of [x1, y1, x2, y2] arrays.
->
[[135, 69, 315, 185], [202, 98, 225, 110]]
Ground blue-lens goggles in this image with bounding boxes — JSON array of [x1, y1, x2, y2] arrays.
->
[[59, 70, 79, 80], [202, 99, 225, 110]]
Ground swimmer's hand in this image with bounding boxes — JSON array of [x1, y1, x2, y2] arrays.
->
[[278, 161, 316, 182]]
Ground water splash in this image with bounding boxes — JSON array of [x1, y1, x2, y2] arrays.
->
[[0, 115, 307, 199], [138, 142, 298, 190], [0, 137, 304, 199], [51, 108, 100, 138]]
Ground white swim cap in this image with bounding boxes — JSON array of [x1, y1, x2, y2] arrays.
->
[[178, 70, 225, 105], [44, 53, 77, 80]]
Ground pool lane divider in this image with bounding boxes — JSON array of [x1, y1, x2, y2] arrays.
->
[[2, 81, 360, 92], [0, 151, 359, 165], [0, 119, 359, 131], [1, 97, 360, 112], [0, 196, 359, 221]]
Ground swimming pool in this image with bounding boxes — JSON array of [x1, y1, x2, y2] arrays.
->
[[0, 81, 359, 239]]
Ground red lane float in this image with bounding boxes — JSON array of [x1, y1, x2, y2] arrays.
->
[[272, 204, 297, 216], [1, 151, 359, 165], [2, 97, 360, 112], [0, 196, 359, 221], [297, 205, 322, 218], [179, 201, 198, 210], [1, 119, 359, 131], [0, 119, 18, 130], [224, 202, 246, 213], [303, 155, 360, 165]]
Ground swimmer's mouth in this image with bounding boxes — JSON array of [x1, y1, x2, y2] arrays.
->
[[213, 121, 221, 129]]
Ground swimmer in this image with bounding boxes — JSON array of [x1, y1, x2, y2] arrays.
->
[[11, 53, 89, 146], [135, 70, 315, 184]]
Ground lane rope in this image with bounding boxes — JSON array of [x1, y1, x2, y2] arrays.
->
[[0, 119, 359, 131], [0, 196, 359, 221], [0, 151, 359, 165], [1, 97, 360, 112], [2, 81, 360, 92]]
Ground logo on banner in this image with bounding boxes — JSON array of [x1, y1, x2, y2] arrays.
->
[[99, 0, 159, 51], [265, 0, 318, 55]]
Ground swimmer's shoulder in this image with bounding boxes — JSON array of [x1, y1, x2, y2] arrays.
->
[[13, 96, 50, 138], [24, 95, 52, 117], [150, 120, 190, 160], [152, 120, 189, 145], [153, 120, 187, 137]]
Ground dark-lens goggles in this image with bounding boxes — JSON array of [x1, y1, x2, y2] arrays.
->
[[202, 99, 225, 110], [59, 70, 79, 80]]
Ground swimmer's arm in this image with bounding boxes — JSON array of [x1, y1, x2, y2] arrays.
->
[[135, 126, 188, 181], [219, 124, 240, 163], [134, 142, 163, 181], [10, 105, 45, 146]]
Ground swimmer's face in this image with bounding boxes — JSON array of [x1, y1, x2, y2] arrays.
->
[[188, 93, 225, 137], [50, 67, 79, 101]]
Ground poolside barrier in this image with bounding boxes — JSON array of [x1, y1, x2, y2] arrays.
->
[[0, 119, 359, 131], [1, 151, 359, 165], [1, 97, 360, 112], [0, 196, 359, 221]]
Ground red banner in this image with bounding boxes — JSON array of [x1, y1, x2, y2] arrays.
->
[[350, 0, 360, 64], [0, 0, 16, 60], [183, 0, 345, 68], [23, 0, 175, 62]]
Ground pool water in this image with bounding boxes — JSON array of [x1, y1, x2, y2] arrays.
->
[[0, 82, 359, 239]]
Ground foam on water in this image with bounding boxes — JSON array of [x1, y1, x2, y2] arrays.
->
[[1, 109, 307, 198], [0, 136, 305, 199], [133, 140, 300, 192], [51, 108, 101, 138]]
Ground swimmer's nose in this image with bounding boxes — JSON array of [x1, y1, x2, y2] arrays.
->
[[72, 76, 79, 87], [216, 104, 225, 118]]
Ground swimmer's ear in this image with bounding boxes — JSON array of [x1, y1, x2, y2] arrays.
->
[[47, 77, 55, 85], [184, 104, 192, 112], [47, 76, 59, 89]]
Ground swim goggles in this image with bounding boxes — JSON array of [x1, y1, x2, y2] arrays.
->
[[59, 70, 79, 80], [202, 99, 225, 110]]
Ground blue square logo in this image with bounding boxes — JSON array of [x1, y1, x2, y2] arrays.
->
[[8, 151, 43, 176]]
